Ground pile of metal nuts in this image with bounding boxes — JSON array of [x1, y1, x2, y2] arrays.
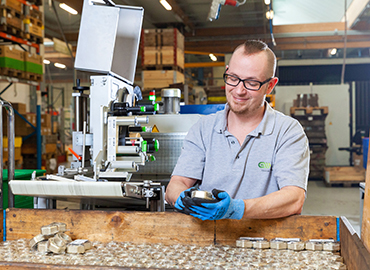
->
[[29, 222, 92, 254], [0, 237, 347, 269]]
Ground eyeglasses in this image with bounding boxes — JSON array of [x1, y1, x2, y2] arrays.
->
[[223, 69, 272, 91]]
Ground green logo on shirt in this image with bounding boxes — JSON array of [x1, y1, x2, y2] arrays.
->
[[258, 162, 271, 169]]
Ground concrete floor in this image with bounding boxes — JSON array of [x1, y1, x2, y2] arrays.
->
[[302, 180, 361, 236]]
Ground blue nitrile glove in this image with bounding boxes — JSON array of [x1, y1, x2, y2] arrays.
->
[[173, 187, 198, 214], [182, 189, 245, 221]]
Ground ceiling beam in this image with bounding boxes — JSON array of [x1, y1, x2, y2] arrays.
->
[[273, 22, 345, 34], [185, 26, 267, 38], [166, 0, 195, 33], [343, 0, 370, 28], [184, 62, 225, 68]]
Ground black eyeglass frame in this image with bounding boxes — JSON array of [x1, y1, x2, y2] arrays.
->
[[223, 68, 273, 91]]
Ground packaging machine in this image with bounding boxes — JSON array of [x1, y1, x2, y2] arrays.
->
[[9, 0, 166, 211]]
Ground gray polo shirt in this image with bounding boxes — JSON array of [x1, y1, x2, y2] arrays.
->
[[172, 102, 309, 200]]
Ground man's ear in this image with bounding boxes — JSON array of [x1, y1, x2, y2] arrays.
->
[[266, 77, 279, 95]]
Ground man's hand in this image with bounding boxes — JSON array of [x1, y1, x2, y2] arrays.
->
[[182, 189, 245, 220], [173, 187, 198, 214]]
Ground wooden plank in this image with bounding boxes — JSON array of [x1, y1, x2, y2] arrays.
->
[[340, 217, 370, 270], [215, 215, 337, 245], [143, 46, 184, 69], [274, 22, 345, 34], [361, 132, 370, 251], [5, 209, 215, 245], [325, 166, 366, 182], [142, 70, 184, 89]]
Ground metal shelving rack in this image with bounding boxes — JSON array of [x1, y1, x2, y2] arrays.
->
[[0, 0, 43, 171]]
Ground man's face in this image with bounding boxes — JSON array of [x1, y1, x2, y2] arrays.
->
[[225, 50, 273, 116]]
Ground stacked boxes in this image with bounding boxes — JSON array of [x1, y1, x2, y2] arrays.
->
[[142, 28, 185, 91], [291, 106, 329, 179], [24, 51, 43, 81], [0, 0, 44, 44], [0, 0, 22, 13], [23, 3, 43, 43], [0, 4, 23, 37], [0, 45, 25, 78], [0, 0, 23, 38]]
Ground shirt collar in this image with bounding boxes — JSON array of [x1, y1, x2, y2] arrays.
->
[[214, 102, 275, 136]]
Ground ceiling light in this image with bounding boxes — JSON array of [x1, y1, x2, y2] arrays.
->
[[59, 3, 78, 15], [266, 10, 274, 20], [330, 48, 337, 55], [264, 0, 271, 5], [209, 53, 217, 62], [43, 59, 50, 65], [160, 0, 172, 11], [54, 63, 66, 69]]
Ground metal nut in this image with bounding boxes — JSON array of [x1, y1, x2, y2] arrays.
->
[[51, 222, 67, 233], [55, 233, 72, 245], [29, 234, 47, 249], [191, 190, 213, 200], [323, 241, 340, 252], [41, 224, 58, 236], [67, 244, 85, 254], [270, 241, 287, 250], [37, 240, 49, 253], [236, 239, 253, 248], [287, 241, 305, 251], [48, 237, 66, 254]]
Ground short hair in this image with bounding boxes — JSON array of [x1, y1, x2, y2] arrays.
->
[[231, 40, 277, 77]]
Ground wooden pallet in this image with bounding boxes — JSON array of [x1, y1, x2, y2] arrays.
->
[[24, 32, 43, 44], [324, 166, 365, 186], [0, 23, 23, 38], [24, 71, 42, 82], [290, 106, 329, 116], [0, 67, 24, 79]]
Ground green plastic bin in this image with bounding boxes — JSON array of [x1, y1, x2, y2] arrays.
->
[[2, 169, 46, 209]]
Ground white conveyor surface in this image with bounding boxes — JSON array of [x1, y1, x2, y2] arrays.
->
[[9, 180, 124, 199]]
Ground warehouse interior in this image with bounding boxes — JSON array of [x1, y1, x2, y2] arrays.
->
[[0, 0, 370, 268]]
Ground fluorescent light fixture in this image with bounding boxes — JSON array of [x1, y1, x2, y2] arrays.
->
[[264, 0, 271, 5], [160, 0, 172, 11], [59, 3, 78, 15], [54, 63, 66, 69], [330, 48, 337, 55], [209, 53, 217, 62], [43, 59, 50, 65], [266, 10, 274, 20]]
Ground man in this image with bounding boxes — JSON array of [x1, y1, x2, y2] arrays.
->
[[165, 40, 309, 221]]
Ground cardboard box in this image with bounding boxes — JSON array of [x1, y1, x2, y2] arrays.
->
[[0, 0, 22, 13], [41, 113, 51, 127], [0, 46, 25, 71], [353, 153, 363, 168], [24, 52, 42, 75], [24, 17, 43, 37], [12, 102, 26, 114], [41, 127, 51, 135], [44, 143, 56, 154], [25, 113, 36, 126], [2, 113, 32, 136]]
